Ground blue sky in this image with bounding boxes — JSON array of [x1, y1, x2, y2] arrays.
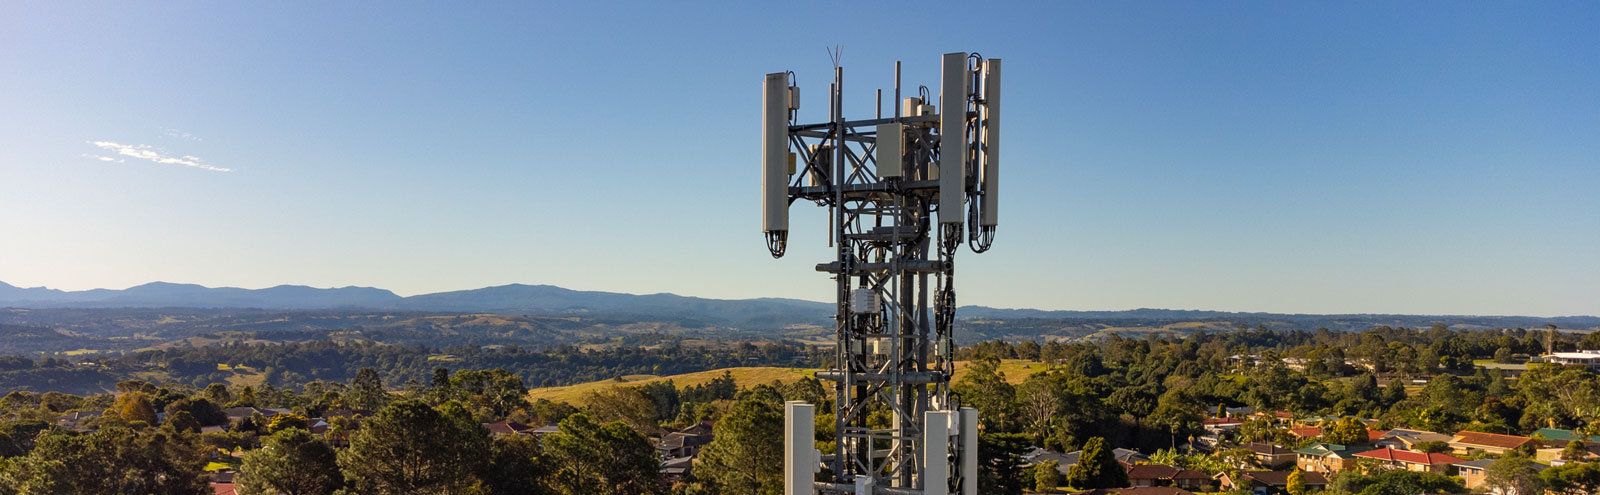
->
[[1, 2, 1596, 316]]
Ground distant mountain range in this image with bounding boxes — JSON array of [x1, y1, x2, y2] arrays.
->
[[0, 281, 404, 309], [2, 281, 1596, 333], [0, 281, 836, 328]]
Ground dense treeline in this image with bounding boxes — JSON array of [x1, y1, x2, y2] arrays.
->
[[0, 361, 822, 495], [961, 323, 1600, 373], [1, 324, 1598, 494], [0, 337, 824, 395], [955, 325, 1600, 454], [948, 325, 1600, 494]]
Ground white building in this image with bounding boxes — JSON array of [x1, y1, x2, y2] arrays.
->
[[1541, 350, 1600, 371]]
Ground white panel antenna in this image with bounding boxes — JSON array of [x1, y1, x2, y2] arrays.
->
[[938, 52, 968, 225], [980, 59, 1000, 228], [762, 72, 790, 256]]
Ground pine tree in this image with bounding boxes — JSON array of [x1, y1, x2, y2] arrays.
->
[[346, 367, 390, 411], [0, 426, 208, 494], [697, 394, 784, 495], [543, 413, 663, 495], [978, 432, 1031, 495], [1034, 460, 1060, 492], [338, 400, 488, 495], [1066, 436, 1127, 489], [239, 428, 345, 495]]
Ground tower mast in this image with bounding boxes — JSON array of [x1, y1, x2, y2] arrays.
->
[[763, 52, 1003, 495]]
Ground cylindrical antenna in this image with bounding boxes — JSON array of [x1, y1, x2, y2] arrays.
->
[[876, 89, 882, 119], [893, 60, 902, 118], [832, 82, 844, 122]]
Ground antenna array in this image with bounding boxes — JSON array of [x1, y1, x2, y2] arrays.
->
[[762, 52, 1002, 495]]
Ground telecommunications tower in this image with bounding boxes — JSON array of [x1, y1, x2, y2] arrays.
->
[[761, 52, 1002, 495]]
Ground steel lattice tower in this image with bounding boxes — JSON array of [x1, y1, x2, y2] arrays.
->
[[763, 52, 1001, 495]]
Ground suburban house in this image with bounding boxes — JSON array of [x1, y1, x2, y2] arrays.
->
[[1214, 470, 1328, 494], [1533, 427, 1600, 443], [1536, 441, 1600, 464], [1113, 448, 1151, 467], [1364, 429, 1389, 442], [1353, 447, 1464, 474], [54, 410, 103, 432], [660, 455, 695, 483], [1069, 488, 1196, 495], [1287, 426, 1321, 439], [1294, 442, 1372, 473], [1374, 428, 1453, 451], [1251, 411, 1296, 424], [1023, 447, 1147, 478], [1240, 443, 1297, 469], [222, 407, 287, 425], [656, 421, 715, 458], [1202, 417, 1244, 435], [1539, 350, 1600, 371], [1449, 431, 1537, 456], [1124, 464, 1210, 491], [1454, 459, 1494, 491], [1022, 448, 1079, 478]]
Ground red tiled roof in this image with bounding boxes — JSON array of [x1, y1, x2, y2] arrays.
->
[[1367, 429, 1388, 441], [1126, 464, 1181, 479], [211, 483, 238, 495], [1451, 431, 1536, 450], [1354, 447, 1464, 465], [1289, 426, 1322, 437]]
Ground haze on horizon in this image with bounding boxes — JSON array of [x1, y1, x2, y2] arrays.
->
[[1, 2, 1596, 317]]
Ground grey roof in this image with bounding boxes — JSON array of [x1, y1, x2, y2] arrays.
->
[[1023, 448, 1079, 475], [1454, 459, 1495, 469], [1114, 448, 1149, 463]]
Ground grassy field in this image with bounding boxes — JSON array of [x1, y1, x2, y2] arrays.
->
[[1472, 359, 1531, 371], [526, 366, 817, 404], [526, 359, 1043, 405], [950, 359, 1044, 384]]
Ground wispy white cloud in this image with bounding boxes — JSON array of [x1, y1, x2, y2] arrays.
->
[[80, 154, 126, 163], [160, 127, 203, 142], [87, 141, 230, 172]]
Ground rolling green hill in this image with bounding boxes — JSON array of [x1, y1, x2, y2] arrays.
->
[[525, 359, 1044, 405]]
